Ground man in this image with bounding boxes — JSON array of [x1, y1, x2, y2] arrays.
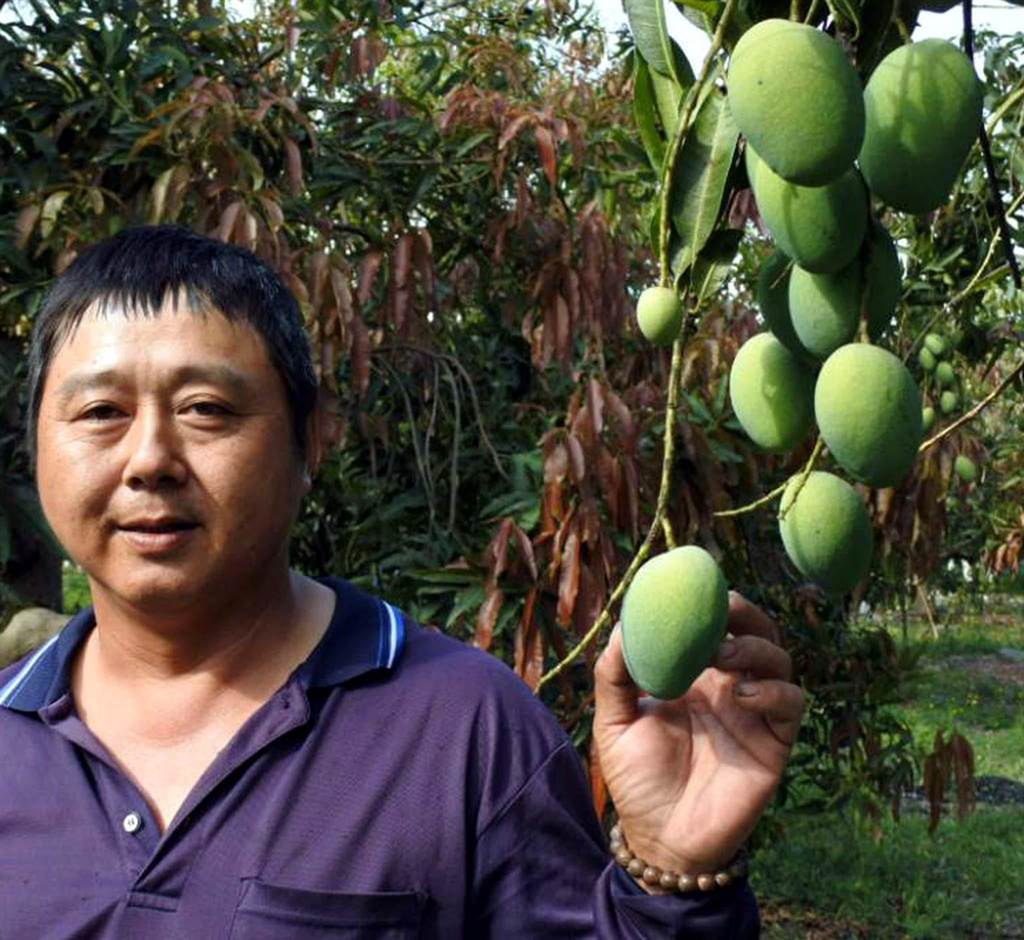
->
[[0, 226, 804, 937]]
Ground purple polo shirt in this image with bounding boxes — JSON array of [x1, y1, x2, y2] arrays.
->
[[0, 576, 759, 937]]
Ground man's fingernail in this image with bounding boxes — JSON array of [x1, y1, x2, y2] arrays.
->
[[718, 639, 737, 661], [735, 681, 758, 697]]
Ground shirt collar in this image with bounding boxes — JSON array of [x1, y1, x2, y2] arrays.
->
[[0, 576, 406, 714]]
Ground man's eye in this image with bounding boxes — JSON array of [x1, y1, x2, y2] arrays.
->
[[186, 401, 230, 417], [81, 405, 123, 421]]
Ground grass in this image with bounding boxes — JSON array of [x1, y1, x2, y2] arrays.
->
[[756, 612, 1024, 939]]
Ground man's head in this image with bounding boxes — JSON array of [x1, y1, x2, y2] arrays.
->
[[28, 225, 323, 615], [26, 225, 318, 469]]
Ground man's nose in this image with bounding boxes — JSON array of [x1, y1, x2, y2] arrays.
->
[[122, 407, 188, 489]]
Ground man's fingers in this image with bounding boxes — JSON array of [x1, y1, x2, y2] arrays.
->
[[732, 678, 805, 747], [726, 591, 781, 645], [713, 634, 792, 682], [594, 623, 641, 728]]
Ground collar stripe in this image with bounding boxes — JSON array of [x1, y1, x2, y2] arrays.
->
[[0, 633, 62, 707], [382, 602, 403, 669]]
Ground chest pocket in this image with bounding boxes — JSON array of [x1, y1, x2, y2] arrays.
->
[[228, 878, 427, 939]]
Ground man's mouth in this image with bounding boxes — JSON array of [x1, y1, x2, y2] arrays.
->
[[120, 520, 199, 533]]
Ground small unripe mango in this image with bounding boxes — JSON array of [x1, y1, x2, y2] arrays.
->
[[815, 344, 922, 487], [779, 471, 873, 595], [925, 333, 947, 356], [940, 389, 960, 414], [746, 147, 867, 274], [729, 332, 815, 452], [728, 19, 864, 185], [860, 39, 983, 213], [935, 361, 956, 387], [954, 455, 977, 482], [919, 347, 937, 371], [621, 546, 729, 700], [637, 286, 684, 346], [922, 405, 936, 433]]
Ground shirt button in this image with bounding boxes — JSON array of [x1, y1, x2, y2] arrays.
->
[[122, 812, 143, 834]]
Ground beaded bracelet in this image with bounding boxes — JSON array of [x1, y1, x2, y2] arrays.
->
[[609, 822, 749, 894]]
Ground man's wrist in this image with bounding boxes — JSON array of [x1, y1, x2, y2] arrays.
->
[[609, 823, 748, 895]]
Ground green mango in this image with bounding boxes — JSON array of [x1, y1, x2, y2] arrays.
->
[[622, 546, 729, 700], [860, 39, 983, 214], [747, 147, 868, 274], [728, 19, 864, 185], [636, 286, 683, 346]]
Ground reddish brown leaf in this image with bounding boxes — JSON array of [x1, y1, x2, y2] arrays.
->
[[284, 138, 304, 196], [215, 200, 244, 243], [566, 434, 586, 484], [535, 125, 558, 188], [586, 378, 604, 437], [488, 517, 515, 581], [498, 112, 533, 151], [557, 527, 581, 626], [513, 586, 544, 691], [475, 586, 503, 651], [513, 523, 539, 582], [350, 315, 371, 396], [356, 250, 384, 308]]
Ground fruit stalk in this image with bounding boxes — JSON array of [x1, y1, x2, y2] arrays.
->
[[712, 436, 823, 519]]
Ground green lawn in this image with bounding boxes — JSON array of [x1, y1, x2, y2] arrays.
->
[[756, 612, 1024, 939]]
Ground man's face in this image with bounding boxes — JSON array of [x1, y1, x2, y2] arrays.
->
[[35, 300, 310, 615]]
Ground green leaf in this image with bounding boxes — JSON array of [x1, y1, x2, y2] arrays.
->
[[633, 53, 666, 171], [624, 0, 692, 87], [686, 228, 744, 301], [669, 86, 739, 281], [453, 130, 492, 158]]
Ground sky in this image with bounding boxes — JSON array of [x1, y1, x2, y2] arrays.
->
[[591, 0, 1024, 67]]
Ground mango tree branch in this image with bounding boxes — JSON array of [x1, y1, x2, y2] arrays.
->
[[713, 437, 824, 519], [536, 336, 686, 693], [657, 0, 738, 286], [918, 357, 1024, 454]]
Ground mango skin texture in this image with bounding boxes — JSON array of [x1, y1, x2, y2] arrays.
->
[[788, 262, 861, 360], [815, 343, 923, 487], [729, 332, 815, 452], [758, 250, 813, 360], [860, 39, 983, 214], [779, 471, 873, 595], [621, 546, 729, 700], [637, 286, 683, 346], [747, 147, 868, 274], [728, 19, 865, 185]]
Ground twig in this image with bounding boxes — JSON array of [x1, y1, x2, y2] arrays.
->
[[919, 357, 1024, 453], [964, 0, 1022, 289], [713, 437, 824, 519], [790, 0, 801, 20], [536, 336, 688, 693], [803, 0, 822, 24], [657, 0, 737, 287]]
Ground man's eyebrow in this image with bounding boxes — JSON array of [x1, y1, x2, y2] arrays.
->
[[54, 364, 256, 405]]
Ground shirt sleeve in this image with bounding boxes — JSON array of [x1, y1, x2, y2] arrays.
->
[[468, 738, 760, 938]]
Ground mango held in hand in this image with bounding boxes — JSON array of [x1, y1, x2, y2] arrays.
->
[[779, 472, 873, 595], [637, 286, 684, 346], [728, 19, 864, 185], [729, 332, 815, 452], [621, 546, 729, 700], [860, 39, 983, 214], [746, 147, 867, 274], [815, 343, 923, 487]]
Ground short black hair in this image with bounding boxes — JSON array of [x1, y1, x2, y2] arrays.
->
[[25, 225, 318, 468]]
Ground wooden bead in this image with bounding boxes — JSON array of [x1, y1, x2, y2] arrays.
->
[[697, 873, 716, 892], [614, 847, 633, 867], [642, 866, 662, 885], [659, 872, 678, 890], [677, 873, 696, 892], [627, 858, 645, 878]]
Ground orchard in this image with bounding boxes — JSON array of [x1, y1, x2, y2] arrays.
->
[[1, 0, 1023, 933]]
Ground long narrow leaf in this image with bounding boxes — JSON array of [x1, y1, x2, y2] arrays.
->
[[624, 0, 692, 88]]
